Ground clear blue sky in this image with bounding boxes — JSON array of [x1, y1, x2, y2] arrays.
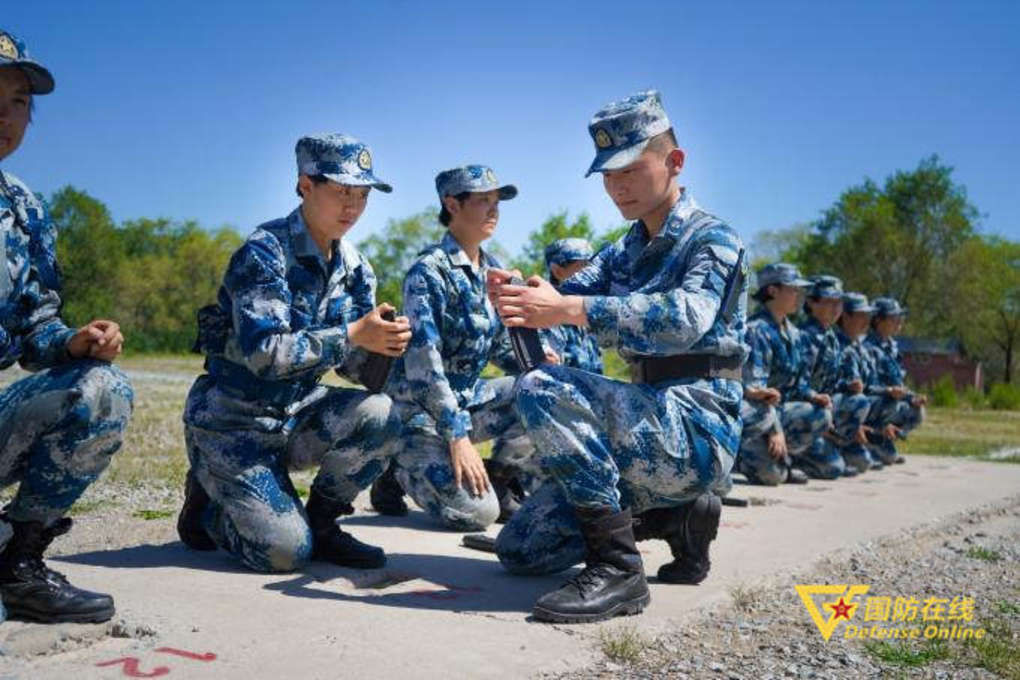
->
[[5, 1, 1019, 255]]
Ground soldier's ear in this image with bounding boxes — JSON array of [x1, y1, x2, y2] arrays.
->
[[666, 148, 685, 177], [442, 194, 461, 216], [297, 175, 312, 199]]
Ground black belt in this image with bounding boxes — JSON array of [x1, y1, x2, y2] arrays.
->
[[632, 354, 744, 384], [206, 357, 319, 407]]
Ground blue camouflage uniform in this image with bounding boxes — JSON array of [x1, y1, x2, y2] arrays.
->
[[863, 297, 923, 463], [737, 264, 830, 485], [794, 275, 868, 479], [0, 169, 134, 612], [831, 293, 884, 472], [385, 165, 532, 530], [540, 238, 604, 375], [183, 134, 402, 573], [496, 91, 748, 575]]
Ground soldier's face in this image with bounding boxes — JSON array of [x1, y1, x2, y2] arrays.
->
[[0, 68, 31, 162], [448, 190, 500, 239], [844, 311, 871, 336], [770, 284, 804, 316], [808, 297, 843, 327], [876, 316, 902, 336], [601, 148, 682, 220], [301, 179, 369, 237]]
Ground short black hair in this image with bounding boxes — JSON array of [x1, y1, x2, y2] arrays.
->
[[645, 128, 678, 154], [751, 285, 775, 304], [296, 174, 329, 198], [438, 191, 472, 226]]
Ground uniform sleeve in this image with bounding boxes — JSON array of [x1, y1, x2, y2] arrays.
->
[[789, 328, 817, 401], [835, 344, 860, 394], [224, 235, 351, 380], [335, 256, 379, 384], [581, 238, 736, 355], [742, 323, 771, 391], [402, 263, 471, 442], [13, 197, 75, 372]]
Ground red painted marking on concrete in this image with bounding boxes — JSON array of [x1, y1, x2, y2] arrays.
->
[[94, 657, 170, 678], [784, 502, 822, 511], [155, 648, 218, 662], [721, 521, 749, 529]]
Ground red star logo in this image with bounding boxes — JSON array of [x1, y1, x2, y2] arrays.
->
[[828, 597, 854, 621]]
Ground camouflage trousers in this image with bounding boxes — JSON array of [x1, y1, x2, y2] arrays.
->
[[0, 360, 132, 531], [183, 375, 402, 573], [391, 375, 536, 531], [796, 393, 872, 479], [737, 399, 832, 485], [496, 365, 739, 575], [865, 395, 925, 464]]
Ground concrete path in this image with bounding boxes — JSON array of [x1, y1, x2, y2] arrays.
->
[[2, 456, 1018, 679]]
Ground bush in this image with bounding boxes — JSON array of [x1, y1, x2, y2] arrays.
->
[[961, 386, 987, 409], [987, 383, 1020, 411], [930, 374, 959, 408]]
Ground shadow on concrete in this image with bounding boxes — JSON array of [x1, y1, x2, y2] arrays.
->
[[264, 552, 573, 615], [52, 542, 251, 575]]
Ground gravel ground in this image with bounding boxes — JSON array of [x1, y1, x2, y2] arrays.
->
[[553, 497, 1020, 680]]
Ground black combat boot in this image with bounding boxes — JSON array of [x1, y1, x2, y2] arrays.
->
[[532, 508, 650, 623], [369, 461, 408, 516], [785, 467, 809, 484], [306, 489, 386, 569], [633, 493, 722, 585], [0, 516, 115, 623], [484, 459, 525, 523], [177, 470, 216, 551]]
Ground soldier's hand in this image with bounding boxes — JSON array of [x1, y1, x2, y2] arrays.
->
[[68, 320, 124, 361], [544, 347, 561, 364], [349, 304, 412, 356], [811, 393, 832, 409], [494, 275, 585, 329], [888, 385, 908, 400], [767, 430, 788, 460], [912, 393, 928, 408], [854, 426, 869, 445], [759, 387, 782, 405], [449, 437, 490, 498], [883, 423, 902, 440], [849, 379, 864, 394], [485, 268, 520, 309]]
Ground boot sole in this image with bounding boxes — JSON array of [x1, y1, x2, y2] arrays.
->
[[6, 603, 115, 624], [532, 591, 650, 624]]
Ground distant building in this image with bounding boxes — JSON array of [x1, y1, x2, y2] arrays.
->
[[897, 337, 983, 392]]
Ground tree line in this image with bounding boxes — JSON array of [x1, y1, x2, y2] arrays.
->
[[43, 154, 1018, 383]]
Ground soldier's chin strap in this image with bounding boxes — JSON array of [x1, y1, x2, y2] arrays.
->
[[719, 247, 746, 325]]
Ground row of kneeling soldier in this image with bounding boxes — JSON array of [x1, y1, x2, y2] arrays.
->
[[0, 27, 923, 627]]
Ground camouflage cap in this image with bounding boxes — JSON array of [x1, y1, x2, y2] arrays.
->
[[756, 262, 811, 290], [872, 297, 907, 318], [842, 292, 875, 314], [585, 90, 672, 177], [0, 29, 54, 95], [435, 165, 517, 201], [544, 238, 594, 268], [295, 133, 392, 193], [808, 274, 844, 299]]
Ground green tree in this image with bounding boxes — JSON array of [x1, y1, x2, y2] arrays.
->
[[357, 208, 444, 311], [788, 155, 978, 336], [945, 236, 1020, 383], [747, 222, 813, 272], [49, 186, 126, 326], [510, 211, 597, 278]]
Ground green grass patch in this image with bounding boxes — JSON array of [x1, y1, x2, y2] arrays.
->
[[966, 546, 1003, 562], [898, 407, 1020, 460], [995, 600, 1020, 616], [68, 498, 110, 516], [599, 626, 648, 664], [864, 638, 950, 667], [959, 618, 1020, 679], [133, 509, 174, 520]]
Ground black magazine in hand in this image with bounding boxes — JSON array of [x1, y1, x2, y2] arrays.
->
[[361, 309, 396, 393]]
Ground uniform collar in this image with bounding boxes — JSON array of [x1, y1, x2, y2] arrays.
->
[[441, 230, 493, 272], [658, 188, 701, 240], [289, 207, 346, 278]]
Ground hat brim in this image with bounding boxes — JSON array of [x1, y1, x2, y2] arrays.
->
[[497, 184, 517, 200], [849, 306, 875, 314], [585, 139, 650, 177], [3, 62, 54, 95], [321, 172, 392, 194]]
